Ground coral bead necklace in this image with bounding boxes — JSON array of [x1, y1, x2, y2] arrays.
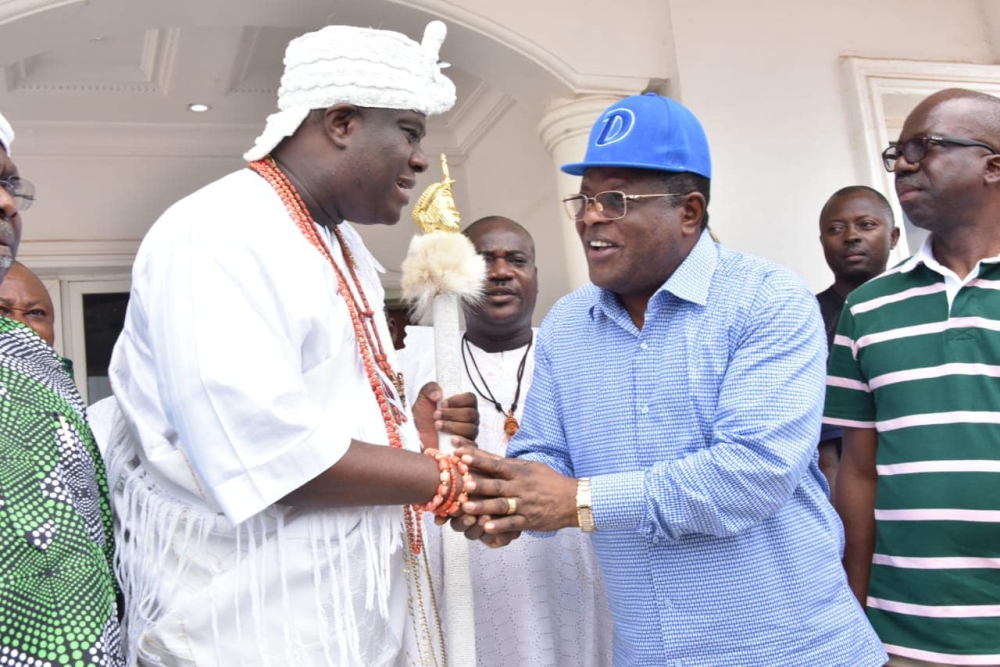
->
[[248, 157, 424, 555]]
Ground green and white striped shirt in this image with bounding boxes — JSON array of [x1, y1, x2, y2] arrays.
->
[[825, 237, 1000, 665]]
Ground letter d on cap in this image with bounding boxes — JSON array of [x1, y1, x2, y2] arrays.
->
[[594, 108, 635, 146]]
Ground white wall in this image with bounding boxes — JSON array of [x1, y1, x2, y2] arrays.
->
[[668, 0, 994, 291]]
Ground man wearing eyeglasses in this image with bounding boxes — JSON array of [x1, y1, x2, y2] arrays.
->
[[828, 88, 1000, 667], [0, 111, 125, 667], [451, 93, 886, 666]]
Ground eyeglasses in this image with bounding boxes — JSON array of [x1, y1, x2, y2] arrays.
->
[[561, 190, 685, 221], [882, 134, 998, 172], [0, 176, 36, 212]]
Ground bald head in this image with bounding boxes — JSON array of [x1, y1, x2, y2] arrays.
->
[[908, 88, 1000, 146], [463, 216, 535, 258], [0, 260, 55, 346]]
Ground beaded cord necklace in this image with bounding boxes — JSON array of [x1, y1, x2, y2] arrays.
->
[[460, 334, 532, 437]]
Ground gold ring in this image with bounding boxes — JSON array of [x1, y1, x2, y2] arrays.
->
[[505, 497, 518, 515]]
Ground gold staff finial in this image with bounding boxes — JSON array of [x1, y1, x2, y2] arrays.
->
[[440, 153, 451, 181], [412, 154, 461, 234]]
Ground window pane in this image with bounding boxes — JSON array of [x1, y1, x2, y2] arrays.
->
[[83, 292, 129, 402]]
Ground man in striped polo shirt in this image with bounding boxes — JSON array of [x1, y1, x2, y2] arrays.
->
[[828, 88, 1000, 666]]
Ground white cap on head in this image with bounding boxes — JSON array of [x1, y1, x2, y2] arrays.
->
[[243, 20, 456, 162], [0, 111, 14, 155]]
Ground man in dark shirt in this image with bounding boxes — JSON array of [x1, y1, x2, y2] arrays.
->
[[816, 185, 898, 491]]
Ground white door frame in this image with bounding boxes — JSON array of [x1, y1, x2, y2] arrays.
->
[[60, 277, 131, 403]]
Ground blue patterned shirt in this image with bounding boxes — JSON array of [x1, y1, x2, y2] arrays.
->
[[508, 232, 886, 666]]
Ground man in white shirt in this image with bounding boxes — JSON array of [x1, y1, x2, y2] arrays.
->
[[400, 216, 614, 666], [105, 22, 478, 666]]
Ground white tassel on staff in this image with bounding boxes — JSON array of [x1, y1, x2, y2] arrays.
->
[[401, 155, 484, 667]]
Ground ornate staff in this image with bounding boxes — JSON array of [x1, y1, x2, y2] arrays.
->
[[402, 155, 484, 667]]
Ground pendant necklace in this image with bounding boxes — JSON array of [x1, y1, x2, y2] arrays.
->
[[461, 333, 532, 437]]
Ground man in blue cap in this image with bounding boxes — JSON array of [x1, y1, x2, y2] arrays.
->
[[452, 94, 887, 666]]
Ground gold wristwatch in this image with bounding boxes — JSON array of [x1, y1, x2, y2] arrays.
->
[[576, 478, 595, 532]]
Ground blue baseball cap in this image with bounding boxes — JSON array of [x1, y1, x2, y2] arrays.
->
[[561, 93, 711, 178]]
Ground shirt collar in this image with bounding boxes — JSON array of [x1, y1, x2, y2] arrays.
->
[[900, 234, 1000, 276], [589, 229, 718, 318], [659, 229, 718, 306], [898, 234, 935, 274]]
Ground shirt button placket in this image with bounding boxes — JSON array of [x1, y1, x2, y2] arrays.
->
[[638, 339, 651, 418]]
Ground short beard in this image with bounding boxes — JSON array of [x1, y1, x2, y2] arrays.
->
[[840, 265, 880, 288]]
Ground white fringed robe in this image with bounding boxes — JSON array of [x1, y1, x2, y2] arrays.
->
[[107, 170, 425, 666]]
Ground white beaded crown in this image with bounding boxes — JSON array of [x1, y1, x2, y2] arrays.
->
[[244, 21, 456, 161]]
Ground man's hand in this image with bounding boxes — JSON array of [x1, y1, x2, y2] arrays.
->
[[435, 447, 514, 546], [412, 382, 478, 451], [452, 451, 578, 537]]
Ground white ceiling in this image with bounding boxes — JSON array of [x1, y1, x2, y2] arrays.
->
[[0, 0, 605, 322], [1, 23, 504, 151], [0, 13, 550, 280]]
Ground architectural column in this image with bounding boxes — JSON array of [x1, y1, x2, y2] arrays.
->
[[538, 94, 622, 290]]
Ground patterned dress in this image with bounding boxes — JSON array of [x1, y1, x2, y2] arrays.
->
[[0, 317, 123, 667]]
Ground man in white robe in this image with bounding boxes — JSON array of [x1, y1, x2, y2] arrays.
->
[[105, 22, 478, 667], [399, 216, 614, 666]]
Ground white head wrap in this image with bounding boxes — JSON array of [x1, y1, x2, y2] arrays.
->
[[243, 20, 456, 162], [0, 111, 14, 155]]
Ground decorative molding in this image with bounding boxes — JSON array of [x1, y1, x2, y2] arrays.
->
[[13, 120, 260, 158], [538, 94, 622, 156], [447, 81, 515, 155], [843, 57, 1000, 257], [0, 0, 84, 27], [16, 239, 140, 271], [388, 0, 651, 95], [139, 26, 179, 95], [4, 27, 179, 94], [226, 26, 281, 96], [11, 119, 469, 162]]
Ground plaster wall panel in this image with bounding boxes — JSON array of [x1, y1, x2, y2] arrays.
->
[[667, 0, 994, 291]]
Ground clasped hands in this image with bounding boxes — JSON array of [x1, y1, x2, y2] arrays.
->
[[412, 382, 579, 548], [440, 447, 579, 548]]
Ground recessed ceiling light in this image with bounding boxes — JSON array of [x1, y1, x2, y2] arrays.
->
[[438, 61, 451, 69], [187, 103, 211, 113], [89, 36, 105, 42]]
